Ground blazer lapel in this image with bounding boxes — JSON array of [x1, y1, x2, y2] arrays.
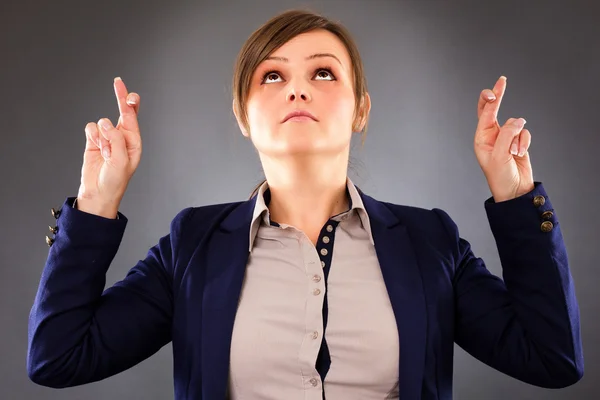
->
[[200, 198, 255, 399], [361, 192, 428, 399]]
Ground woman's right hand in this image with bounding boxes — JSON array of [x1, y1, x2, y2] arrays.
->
[[76, 77, 142, 218]]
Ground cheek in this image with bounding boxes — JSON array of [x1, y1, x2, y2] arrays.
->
[[246, 99, 272, 132], [325, 92, 356, 127]]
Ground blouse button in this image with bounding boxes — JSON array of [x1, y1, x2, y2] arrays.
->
[[322, 236, 330, 244], [312, 275, 321, 282], [321, 261, 326, 268], [309, 378, 319, 387], [320, 248, 328, 256], [326, 225, 333, 232], [313, 288, 321, 296], [312, 331, 319, 339]]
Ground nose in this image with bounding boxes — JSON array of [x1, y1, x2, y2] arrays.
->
[[286, 85, 311, 103]]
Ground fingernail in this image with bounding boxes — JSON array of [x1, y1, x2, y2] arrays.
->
[[114, 77, 122, 82], [99, 119, 111, 130], [518, 150, 525, 157], [487, 94, 496, 101], [514, 118, 526, 127], [510, 143, 518, 155], [126, 95, 136, 105], [102, 146, 111, 159]]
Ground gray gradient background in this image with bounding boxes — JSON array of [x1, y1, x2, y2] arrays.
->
[[1, 0, 598, 399]]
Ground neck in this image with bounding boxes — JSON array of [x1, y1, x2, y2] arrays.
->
[[261, 153, 350, 232]]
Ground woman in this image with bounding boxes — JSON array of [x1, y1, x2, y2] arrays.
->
[[28, 9, 583, 400]]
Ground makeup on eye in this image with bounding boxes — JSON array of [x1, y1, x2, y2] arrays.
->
[[260, 66, 337, 85]]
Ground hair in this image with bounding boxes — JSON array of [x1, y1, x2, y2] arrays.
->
[[232, 9, 370, 199]]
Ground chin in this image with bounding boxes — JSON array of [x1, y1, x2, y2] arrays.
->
[[254, 127, 350, 156], [264, 141, 349, 157]]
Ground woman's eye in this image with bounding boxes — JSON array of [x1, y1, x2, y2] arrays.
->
[[314, 69, 335, 81], [263, 72, 282, 83]]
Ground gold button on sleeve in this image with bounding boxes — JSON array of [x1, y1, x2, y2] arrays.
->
[[541, 221, 554, 232], [533, 195, 546, 207], [541, 211, 554, 220]]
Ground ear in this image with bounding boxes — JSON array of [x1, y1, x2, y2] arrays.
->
[[353, 92, 371, 132], [232, 99, 250, 137]]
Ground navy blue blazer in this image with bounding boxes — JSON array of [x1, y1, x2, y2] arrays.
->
[[28, 182, 583, 399]]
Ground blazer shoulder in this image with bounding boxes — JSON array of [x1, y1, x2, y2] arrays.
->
[[170, 201, 244, 236], [372, 198, 458, 247], [379, 199, 454, 230]]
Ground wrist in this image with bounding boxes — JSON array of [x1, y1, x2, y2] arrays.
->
[[491, 182, 536, 203], [75, 196, 120, 219]]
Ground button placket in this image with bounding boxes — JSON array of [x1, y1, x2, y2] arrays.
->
[[298, 236, 325, 384], [315, 220, 338, 287], [313, 219, 339, 383]]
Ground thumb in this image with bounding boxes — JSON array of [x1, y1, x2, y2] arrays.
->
[[98, 119, 128, 165]]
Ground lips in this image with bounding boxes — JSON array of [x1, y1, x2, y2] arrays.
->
[[282, 110, 318, 123]]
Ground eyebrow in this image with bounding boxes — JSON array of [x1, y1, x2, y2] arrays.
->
[[264, 53, 343, 66]]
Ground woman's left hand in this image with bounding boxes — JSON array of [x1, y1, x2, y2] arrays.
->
[[474, 76, 535, 202]]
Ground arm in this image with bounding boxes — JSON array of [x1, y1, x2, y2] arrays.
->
[[27, 197, 192, 388], [435, 182, 583, 388]]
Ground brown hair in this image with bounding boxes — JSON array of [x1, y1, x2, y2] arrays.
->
[[232, 9, 370, 198]]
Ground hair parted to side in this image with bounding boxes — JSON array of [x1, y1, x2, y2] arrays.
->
[[232, 9, 370, 198]]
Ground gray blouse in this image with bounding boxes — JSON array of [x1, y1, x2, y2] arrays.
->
[[227, 178, 400, 399]]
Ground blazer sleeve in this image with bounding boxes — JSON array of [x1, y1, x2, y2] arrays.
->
[[27, 197, 193, 388], [434, 182, 584, 388]]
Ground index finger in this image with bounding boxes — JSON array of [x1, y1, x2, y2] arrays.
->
[[477, 76, 507, 130], [113, 77, 139, 132], [477, 89, 496, 119]]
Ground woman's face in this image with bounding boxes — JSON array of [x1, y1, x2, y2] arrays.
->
[[239, 29, 367, 158]]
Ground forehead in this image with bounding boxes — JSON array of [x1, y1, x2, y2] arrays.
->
[[267, 29, 351, 67]]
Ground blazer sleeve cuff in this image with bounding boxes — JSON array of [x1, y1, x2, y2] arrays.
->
[[52, 197, 128, 247], [483, 182, 557, 234]]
